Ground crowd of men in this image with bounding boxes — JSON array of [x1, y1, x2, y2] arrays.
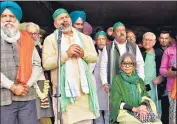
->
[[1, 1, 176, 124]]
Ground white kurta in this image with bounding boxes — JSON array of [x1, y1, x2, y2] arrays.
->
[[42, 30, 98, 124], [100, 40, 145, 85], [93, 50, 109, 110], [62, 35, 96, 124]]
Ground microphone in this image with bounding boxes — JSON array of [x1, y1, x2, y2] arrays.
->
[[58, 23, 64, 31], [57, 25, 63, 44]]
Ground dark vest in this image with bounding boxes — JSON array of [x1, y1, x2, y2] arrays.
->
[[1, 39, 18, 105], [106, 41, 137, 84], [1, 38, 36, 106]]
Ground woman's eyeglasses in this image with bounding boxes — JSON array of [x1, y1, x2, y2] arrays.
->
[[121, 62, 135, 67]]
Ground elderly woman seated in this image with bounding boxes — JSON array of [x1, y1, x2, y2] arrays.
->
[[110, 52, 162, 124]]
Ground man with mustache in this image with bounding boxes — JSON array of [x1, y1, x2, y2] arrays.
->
[[70, 10, 86, 32], [93, 31, 109, 124], [22, 22, 54, 124], [155, 30, 172, 123], [100, 22, 144, 95], [158, 30, 171, 51], [142, 32, 164, 118], [70, 10, 96, 73], [0, 1, 42, 124], [42, 8, 99, 124], [106, 27, 115, 43]]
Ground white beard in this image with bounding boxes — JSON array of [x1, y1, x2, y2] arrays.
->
[[1, 20, 19, 38], [2, 26, 18, 38], [61, 26, 72, 33], [1, 21, 20, 43]]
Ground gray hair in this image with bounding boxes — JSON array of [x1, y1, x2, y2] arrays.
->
[[119, 52, 136, 66], [23, 22, 40, 33], [143, 32, 156, 40]]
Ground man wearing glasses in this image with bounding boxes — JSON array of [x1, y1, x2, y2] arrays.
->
[[142, 32, 165, 118]]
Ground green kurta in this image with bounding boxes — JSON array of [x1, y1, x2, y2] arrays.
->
[[144, 52, 161, 113]]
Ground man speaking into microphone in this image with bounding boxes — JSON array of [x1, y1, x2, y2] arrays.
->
[[42, 8, 99, 124]]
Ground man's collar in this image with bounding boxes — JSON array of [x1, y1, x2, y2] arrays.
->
[[114, 39, 127, 45], [1, 29, 20, 43]]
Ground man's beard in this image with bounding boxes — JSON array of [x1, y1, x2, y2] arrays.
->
[[160, 41, 169, 48], [1, 21, 19, 38], [161, 44, 168, 47], [59, 22, 72, 33], [61, 26, 72, 33], [77, 28, 83, 33]]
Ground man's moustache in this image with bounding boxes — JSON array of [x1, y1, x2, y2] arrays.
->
[[5, 23, 13, 26], [120, 33, 124, 36], [59, 23, 69, 29], [61, 23, 64, 26]]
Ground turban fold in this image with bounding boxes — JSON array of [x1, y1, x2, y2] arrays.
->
[[95, 31, 107, 39], [70, 11, 86, 24], [53, 8, 68, 20], [0, 1, 22, 21], [113, 22, 125, 30]]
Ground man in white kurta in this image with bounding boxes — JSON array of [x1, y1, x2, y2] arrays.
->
[[100, 22, 145, 93], [93, 31, 109, 124], [42, 8, 99, 124]]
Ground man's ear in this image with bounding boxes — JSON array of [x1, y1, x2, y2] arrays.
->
[[169, 37, 173, 43], [54, 21, 58, 29]]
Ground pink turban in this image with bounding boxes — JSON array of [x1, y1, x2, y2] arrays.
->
[[83, 22, 93, 35]]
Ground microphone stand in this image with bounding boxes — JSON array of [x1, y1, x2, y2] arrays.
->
[[53, 29, 63, 124]]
